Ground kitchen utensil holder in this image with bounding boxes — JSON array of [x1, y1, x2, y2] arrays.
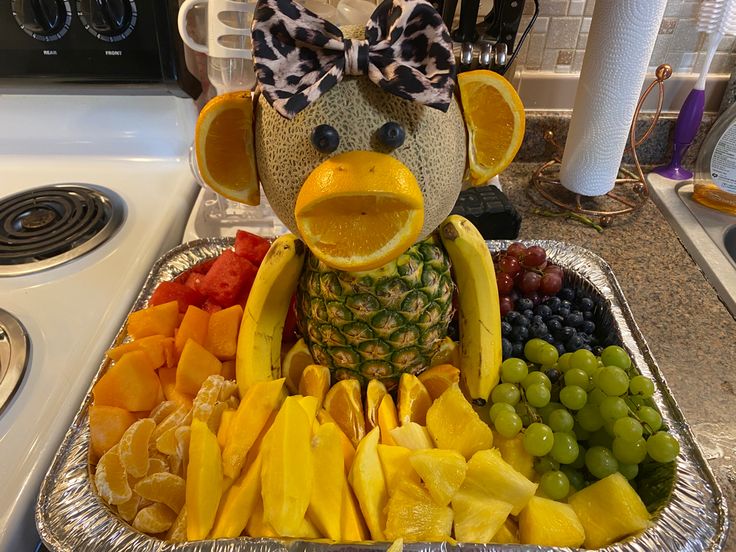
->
[[528, 64, 672, 227]]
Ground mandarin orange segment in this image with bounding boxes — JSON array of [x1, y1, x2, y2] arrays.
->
[[175, 425, 192, 479], [133, 502, 178, 534], [95, 445, 132, 505], [192, 374, 225, 423], [397, 373, 432, 426], [218, 378, 238, 401], [149, 400, 178, 424], [323, 379, 366, 448], [364, 379, 388, 431], [134, 471, 186, 513], [418, 364, 461, 400], [156, 426, 179, 456], [148, 457, 170, 475], [117, 493, 142, 522], [298, 364, 331, 409], [167, 506, 188, 542], [152, 404, 192, 441], [119, 417, 156, 478]]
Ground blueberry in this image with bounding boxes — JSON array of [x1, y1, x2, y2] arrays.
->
[[506, 311, 522, 325], [583, 311, 594, 320], [560, 300, 572, 311], [532, 315, 545, 326], [578, 297, 594, 312], [544, 296, 561, 312], [546, 368, 561, 383], [541, 333, 556, 344], [555, 343, 566, 356], [502, 338, 512, 359], [581, 344, 592, 352], [565, 334, 585, 351], [580, 320, 596, 334], [547, 318, 562, 332], [592, 345, 604, 356], [511, 325, 529, 341], [549, 314, 564, 324], [558, 307, 571, 318], [555, 326, 574, 341], [559, 287, 576, 301], [517, 298, 534, 312], [377, 121, 406, 149], [511, 341, 524, 357], [522, 309, 534, 319], [565, 312, 584, 328], [534, 304, 553, 319], [515, 315, 530, 328], [530, 322, 549, 338], [310, 124, 340, 153], [501, 321, 512, 337]]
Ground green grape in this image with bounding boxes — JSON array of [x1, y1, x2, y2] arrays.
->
[[576, 404, 604, 432], [599, 396, 629, 422], [573, 421, 591, 441], [637, 405, 663, 433], [570, 444, 586, 469], [540, 470, 570, 500], [600, 345, 631, 370], [538, 401, 564, 423], [618, 462, 639, 481], [522, 371, 551, 391], [564, 368, 590, 389], [560, 466, 585, 491], [629, 375, 655, 398], [612, 437, 647, 464], [526, 383, 551, 408], [597, 366, 629, 396], [523, 338, 547, 362], [557, 352, 573, 372], [587, 387, 607, 406], [585, 446, 619, 479], [548, 408, 575, 433], [588, 428, 613, 449], [500, 358, 529, 384], [613, 416, 644, 442], [523, 423, 555, 457], [534, 455, 560, 474], [535, 344, 559, 366], [646, 431, 680, 463], [550, 432, 579, 464], [489, 402, 515, 422], [603, 420, 616, 437], [559, 385, 587, 410], [494, 410, 523, 438], [515, 402, 534, 427], [570, 349, 598, 375], [491, 382, 521, 406]]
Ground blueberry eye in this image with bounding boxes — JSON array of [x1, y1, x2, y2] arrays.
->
[[311, 124, 339, 153], [378, 122, 405, 149]]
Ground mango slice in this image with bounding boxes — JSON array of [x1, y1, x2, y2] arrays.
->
[[348, 426, 387, 540], [211, 453, 263, 538], [341, 484, 369, 542], [186, 418, 223, 540], [308, 422, 345, 540]]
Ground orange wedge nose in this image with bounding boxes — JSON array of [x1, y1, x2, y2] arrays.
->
[[294, 151, 424, 272]]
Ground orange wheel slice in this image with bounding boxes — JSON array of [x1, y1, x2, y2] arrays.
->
[[418, 364, 460, 400], [194, 91, 259, 205], [397, 373, 432, 426], [458, 70, 525, 185]]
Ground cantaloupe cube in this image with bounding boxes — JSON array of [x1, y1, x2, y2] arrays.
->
[[175, 339, 222, 395], [89, 405, 137, 459], [107, 335, 169, 368], [127, 301, 179, 339], [159, 366, 194, 409], [163, 337, 177, 368], [519, 496, 585, 547], [568, 472, 651, 549], [92, 350, 162, 412], [204, 304, 243, 360], [175, 305, 211, 356]]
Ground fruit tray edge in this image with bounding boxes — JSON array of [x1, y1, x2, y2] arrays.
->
[[35, 238, 730, 552]]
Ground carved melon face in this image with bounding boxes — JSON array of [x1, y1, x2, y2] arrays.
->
[[254, 75, 467, 244]]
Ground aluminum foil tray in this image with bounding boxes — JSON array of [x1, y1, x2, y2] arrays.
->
[[36, 238, 729, 551]]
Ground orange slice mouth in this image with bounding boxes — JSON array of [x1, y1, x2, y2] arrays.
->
[[295, 151, 424, 272]]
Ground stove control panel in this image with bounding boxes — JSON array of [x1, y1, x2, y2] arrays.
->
[[0, 0, 200, 98]]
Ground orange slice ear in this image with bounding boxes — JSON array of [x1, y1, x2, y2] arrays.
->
[[194, 91, 260, 206], [457, 70, 525, 186]]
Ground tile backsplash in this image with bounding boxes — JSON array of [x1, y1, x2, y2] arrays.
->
[[513, 0, 736, 76]]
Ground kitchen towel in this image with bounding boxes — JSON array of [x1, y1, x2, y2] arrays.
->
[[559, 0, 667, 196]]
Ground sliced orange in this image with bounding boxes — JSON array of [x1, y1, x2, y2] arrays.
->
[[298, 364, 332, 409], [458, 70, 525, 185], [364, 379, 388, 431], [295, 151, 424, 272], [194, 91, 259, 205], [397, 373, 432, 426], [418, 364, 461, 400], [376, 393, 399, 446], [323, 379, 366, 447], [283, 338, 315, 394]]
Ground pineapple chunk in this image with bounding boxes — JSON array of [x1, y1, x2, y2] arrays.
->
[[384, 480, 453, 542], [377, 444, 421, 491], [390, 422, 434, 450], [409, 449, 466, 506], [568, 472, 651, 549], [463, 449, 537, 515], [518, 496, 585, 547], [493, 431, 536, 481], [492, 518, 520, 544], [348, 427, 388, 540], [452, 488, 512, 543], [425, 384, 492, 459]]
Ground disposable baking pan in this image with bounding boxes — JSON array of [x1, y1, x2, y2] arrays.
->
[[36, 238, 730, 551]]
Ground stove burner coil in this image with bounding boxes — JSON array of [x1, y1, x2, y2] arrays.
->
[[0, 184, 124, 276], [0, 308, 28, 415]]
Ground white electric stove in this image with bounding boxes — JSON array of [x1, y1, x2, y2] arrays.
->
[[0, 3, 201, 549]]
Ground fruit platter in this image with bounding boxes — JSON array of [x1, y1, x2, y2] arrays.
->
[[36, 234, 727, 551]]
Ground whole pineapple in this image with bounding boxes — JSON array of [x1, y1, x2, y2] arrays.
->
[[296, 235, 455, 389]]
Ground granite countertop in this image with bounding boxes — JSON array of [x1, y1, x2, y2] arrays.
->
[[500, 162, 735, 551]]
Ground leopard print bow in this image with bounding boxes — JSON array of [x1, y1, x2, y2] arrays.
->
[[251, 0, 456, 119]]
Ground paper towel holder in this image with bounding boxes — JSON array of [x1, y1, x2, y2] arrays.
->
[[528, 64, 672, 227]]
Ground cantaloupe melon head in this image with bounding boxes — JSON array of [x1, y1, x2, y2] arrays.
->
[[254, 26, 467, 266]]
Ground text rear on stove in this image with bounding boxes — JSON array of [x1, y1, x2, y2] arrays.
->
[[0, 0, 200, 97]]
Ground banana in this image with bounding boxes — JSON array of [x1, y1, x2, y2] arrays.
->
[[236, 234, 306, 397], [439, 214, 502, 405]]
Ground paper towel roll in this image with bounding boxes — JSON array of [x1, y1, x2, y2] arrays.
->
[[560, 0, 666, 196]]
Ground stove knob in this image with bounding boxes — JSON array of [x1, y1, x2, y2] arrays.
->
[[78, 0, 137, 42], [12, 0, 72, 41]]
